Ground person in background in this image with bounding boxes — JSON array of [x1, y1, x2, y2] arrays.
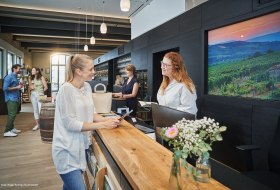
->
[[52, 54, 120, 190], [157, 52, 198, 116], [113, 64, 139, 117], [29, 67, 48, 131], [3, 64, 23, 137]]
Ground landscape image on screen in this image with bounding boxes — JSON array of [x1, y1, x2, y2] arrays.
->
[[208, 11, 280, 100]]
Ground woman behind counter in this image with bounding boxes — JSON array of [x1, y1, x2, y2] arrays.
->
[[52, 54, 120, 190], [113, 64, 139, 117], [157, 52, 198, 115], [29, 67, 48, 131]]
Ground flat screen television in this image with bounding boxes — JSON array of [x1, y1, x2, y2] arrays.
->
[[207, 11, 280, 101]]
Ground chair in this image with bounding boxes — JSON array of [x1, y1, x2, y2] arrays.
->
[[236, 116, 280, 190], [151, 104, 195, 145], [136, 95, 152, 123]]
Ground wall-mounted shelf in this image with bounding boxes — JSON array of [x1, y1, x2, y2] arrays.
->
[[95, 62, 109, 81], [137, 70, 148, 100], [116, 54, 131, 78]]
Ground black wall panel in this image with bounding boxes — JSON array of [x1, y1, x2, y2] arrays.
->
[[176, 30, 202, 95], [251, 101, 280, 170], [198, 96, 253, 170], [201, 0, 252, 28], [148, 18, 180, 45], [131, 33, 148, 50], [179, 5, 202, 35], [131, 48, 148, 71]]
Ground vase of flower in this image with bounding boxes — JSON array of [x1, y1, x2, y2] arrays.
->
[[168, 153, 182, 190], [194, 153, 211, 183]]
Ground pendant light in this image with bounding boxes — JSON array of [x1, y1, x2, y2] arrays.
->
[[90, 3, 96, 45], [84, 10, 88, 51], [90, 36, 96, 45], [100, 1, 107, 34], [120, 0, 130, 12]]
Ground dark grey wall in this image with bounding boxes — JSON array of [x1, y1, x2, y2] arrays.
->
[[95, 0, 280, 171]]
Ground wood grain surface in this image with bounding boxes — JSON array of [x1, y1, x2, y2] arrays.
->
[[96, 120, 229, 190]]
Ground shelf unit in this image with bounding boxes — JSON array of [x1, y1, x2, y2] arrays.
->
[[136, 70, 148, 100], [95, 62, 109, 82], [116, 54, 131, 78]]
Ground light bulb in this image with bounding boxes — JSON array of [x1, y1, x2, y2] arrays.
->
[[90, 36, 96, 44], [120, 0, 130, 12], [84, 45, 88, 51], [100, 23, 107, 34]]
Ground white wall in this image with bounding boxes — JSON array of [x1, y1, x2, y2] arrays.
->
[[130, 0, 208, 40], [131, 0, 185, 39]]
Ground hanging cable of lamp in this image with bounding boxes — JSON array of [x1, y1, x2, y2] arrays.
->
[[120, 0, 130, 12], [84, 10, 88, 51], [90, 2, 95, 45], [77, 7, 81, 54], [100, 1, 107, 34]]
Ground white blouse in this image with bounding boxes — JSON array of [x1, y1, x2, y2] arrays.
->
[[52, 82, 94, 174], [157, 80, 198, 115]]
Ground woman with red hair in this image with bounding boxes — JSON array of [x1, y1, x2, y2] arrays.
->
[[157, 52, 197, 115]]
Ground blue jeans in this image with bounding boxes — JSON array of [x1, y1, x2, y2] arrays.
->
[[60, 170, 86, 190]]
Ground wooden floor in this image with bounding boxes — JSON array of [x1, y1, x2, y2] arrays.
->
[[0, 103, 62, 189]]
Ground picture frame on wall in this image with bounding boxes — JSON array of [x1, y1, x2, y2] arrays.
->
[[206, 10, 280, 101], [45, 68, 50, 74]]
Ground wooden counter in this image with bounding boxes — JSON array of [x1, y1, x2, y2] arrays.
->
[[93, 120, 229, 190]]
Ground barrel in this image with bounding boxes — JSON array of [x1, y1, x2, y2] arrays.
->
[[39, 102, 55, 143]]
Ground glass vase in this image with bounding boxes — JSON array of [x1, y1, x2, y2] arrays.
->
[[168, 155, 182, 190], [194, 154, 211, 183]]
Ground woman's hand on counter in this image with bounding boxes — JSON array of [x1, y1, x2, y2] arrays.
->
[[102, 118, 120, 129], [112, 92, 123, 98]]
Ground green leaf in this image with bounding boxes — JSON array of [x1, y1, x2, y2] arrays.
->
[[182, 152, 188, 159]]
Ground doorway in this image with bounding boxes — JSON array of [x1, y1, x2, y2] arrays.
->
[[152, 47, 179, 101]]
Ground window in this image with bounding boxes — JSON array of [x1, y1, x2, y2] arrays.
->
[[51, 54, 70, 92], [16, 56, 22, 65], [0, 49, 3, 78], [7, 52, 14, 74]]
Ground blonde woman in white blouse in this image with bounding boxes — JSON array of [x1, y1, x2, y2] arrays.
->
[[52, 54, 120, 190], [157, 52, 198, 115]]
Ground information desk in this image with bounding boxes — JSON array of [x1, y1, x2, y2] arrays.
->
[[92, 120, 228, 190]]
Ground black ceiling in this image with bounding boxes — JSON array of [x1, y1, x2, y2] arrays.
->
[[0, 6, 131, 55]]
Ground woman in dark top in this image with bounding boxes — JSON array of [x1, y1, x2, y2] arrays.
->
[[113, 64, 139, 117]]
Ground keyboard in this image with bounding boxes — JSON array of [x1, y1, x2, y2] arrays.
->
[[134, 124, 155, 134]]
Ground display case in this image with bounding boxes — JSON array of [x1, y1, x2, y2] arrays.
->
[[116, 54, 131, 78], [95, 62, 109, 82], [136, 70, 148, 100]]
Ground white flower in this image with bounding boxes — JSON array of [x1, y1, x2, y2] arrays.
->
[[162, 117, 227, 157]]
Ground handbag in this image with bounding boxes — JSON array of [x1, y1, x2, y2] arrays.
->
[[92, 83, 112, 113], [38, 95, 48, 102]]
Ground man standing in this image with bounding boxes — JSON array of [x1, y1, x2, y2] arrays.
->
[[3, 64, 23, 137]]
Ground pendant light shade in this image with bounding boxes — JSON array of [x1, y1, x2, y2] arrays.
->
[[120, 0, 130, 12], [100, 22, 107, 34], [90, 36, 96, 45], [84, 44, 88, 51]]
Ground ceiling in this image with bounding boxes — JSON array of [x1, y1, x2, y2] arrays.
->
[[0, 0, 153, 56]]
